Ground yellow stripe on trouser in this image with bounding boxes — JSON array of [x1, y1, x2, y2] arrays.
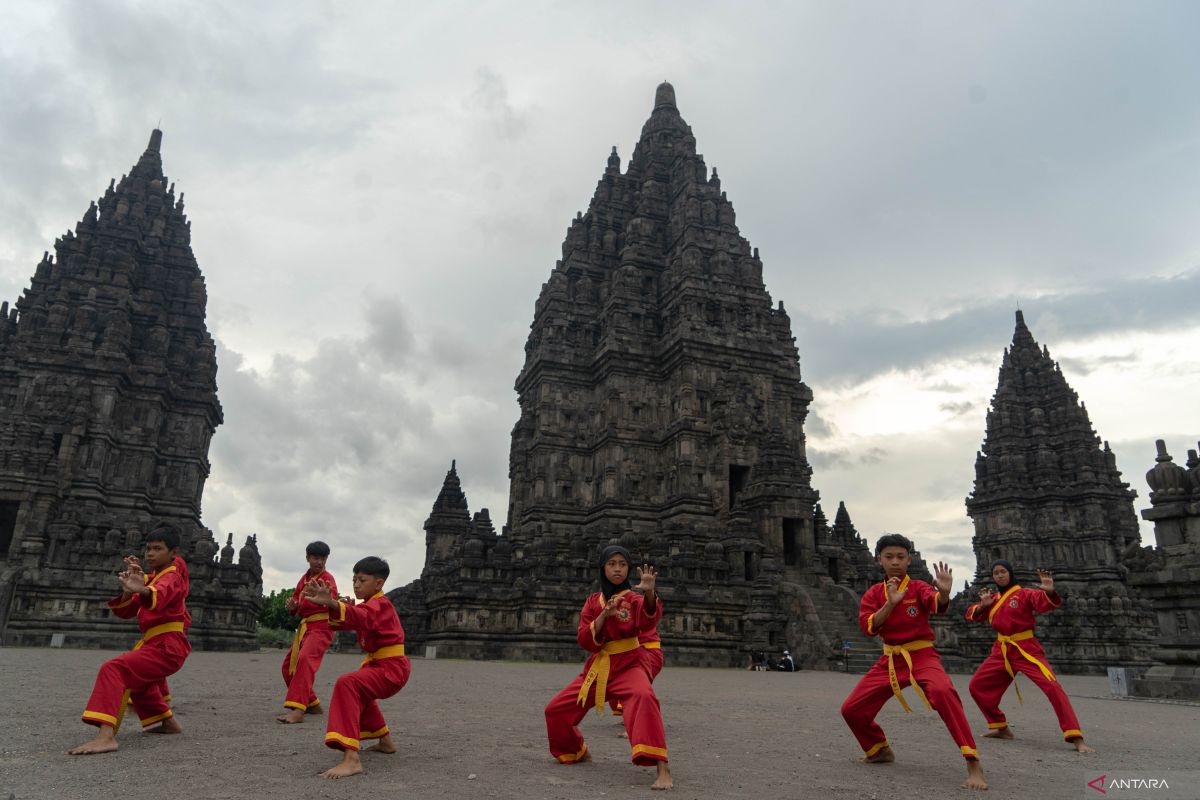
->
[[288, 613, 330, 675], [577, 637, 641, 714], [882, 639, 934, 713], [997, 629, 1055, 705], [359, 644, 406, 667], [114, 622, 185, 732]]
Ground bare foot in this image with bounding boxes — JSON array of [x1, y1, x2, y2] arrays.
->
[[961, 759, 988, 790], [68, 726, 119, 755], [319, 750, 363, 779], [306, 704, 324, 715], [860, 746, 895, 763], [365, 733, 397, 754], [651, 761, 673, 790], [148, 716, 182, 735], [983, 726, 1013, 739], [1073, 738, 1096, 753], [276, 708, 306, 724]]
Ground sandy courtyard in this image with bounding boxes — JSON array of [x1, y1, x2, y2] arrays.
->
[[1, 647, 1196, 800]]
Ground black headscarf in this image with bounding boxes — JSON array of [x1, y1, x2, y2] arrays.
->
[[989, 559, 1016, 591], [598, 544, 634, 600]]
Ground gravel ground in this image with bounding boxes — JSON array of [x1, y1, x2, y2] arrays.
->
[[1, 646, 1196, 800]]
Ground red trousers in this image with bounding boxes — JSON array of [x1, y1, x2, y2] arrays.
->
[[324, 657, 411, 751], [546, 660, 668, 766], [968, 638, 1082, 740], [281, 624, 333, 710], [81, 633, 190, 730], [611, 647, 664, 714], [841, 647, 978, 759]]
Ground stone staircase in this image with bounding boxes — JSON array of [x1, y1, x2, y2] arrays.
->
[[778, 572, 880, 673]]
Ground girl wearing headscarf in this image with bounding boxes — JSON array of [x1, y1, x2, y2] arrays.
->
[[543, 544, 673, 789], [965, 559, 1095, 752]]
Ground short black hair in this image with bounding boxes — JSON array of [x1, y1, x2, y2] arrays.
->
[[306, 540, 331, 558], [146, 523, 181, 550], [353, 556, 390, 580], [874, 533, 913, 556]]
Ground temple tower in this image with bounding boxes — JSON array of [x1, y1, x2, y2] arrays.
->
[[0, 131, 262, 649], [957, 311, 1155, 671], [392, 84, 866, 667]]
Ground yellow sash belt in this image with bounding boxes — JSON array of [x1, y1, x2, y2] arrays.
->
[[997, 629, 1055, 704], [115, 621, 186, 732], [288, 612, 330, 675], [360, 643, 406, 667], [882, 639, 934, 713], [577, 636, 640, 714], [644, 641, 661, 650]]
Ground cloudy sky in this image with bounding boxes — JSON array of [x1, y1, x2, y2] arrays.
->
[[2, 1, 1198, 592]]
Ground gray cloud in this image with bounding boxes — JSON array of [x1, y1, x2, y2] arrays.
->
[[794, 271, 1200, 386]]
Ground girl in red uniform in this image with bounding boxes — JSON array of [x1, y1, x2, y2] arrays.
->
[[277, 540, 337, 723], [966, 560, 1095, 753], [69, 524, 190, 755], [544, 545, 672, 790]]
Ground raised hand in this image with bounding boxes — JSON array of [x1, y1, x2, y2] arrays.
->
[[284, 594, 299, 612], [123, 555, 145, 579], [1037, 568, 1054, 592], [978, 588, 997, 607], [884, 576, 908, 606], [117, 569, 146, 595], [635, 564, 658, 594], [302, 578, 336, 607], [933, 561, 953, 595]]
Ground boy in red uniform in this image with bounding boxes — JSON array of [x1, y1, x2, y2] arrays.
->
[[841, 534, 987, 790], [544, 545, 672, 791], [302, 556, 409, 779], [966, 560, 1095, 753], [277, 540, 337, 723], [69, 524, 190, 755]]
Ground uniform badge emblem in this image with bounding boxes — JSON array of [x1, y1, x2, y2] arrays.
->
[[906, 606, 918, 617], [1009, 599, 1019, 608]]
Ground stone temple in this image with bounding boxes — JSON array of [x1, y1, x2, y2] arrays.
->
[[936, 311, 1157, 673], [393, 82, 893, 667], [0, 131, 262, 650]]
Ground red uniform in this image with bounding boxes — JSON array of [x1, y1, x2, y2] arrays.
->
[[81, 556, 191, 731], [840, 575, 978, 760], [611, 614, 664, 715], [544, 590, 668, 766], [281, 570, 337, 712], [966, 585, 1082, 741], [324, 591, 410, 751]]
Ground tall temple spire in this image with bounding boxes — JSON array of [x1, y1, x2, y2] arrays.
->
[[959, 312, 1153, 672], [0, 129, 259, 650]]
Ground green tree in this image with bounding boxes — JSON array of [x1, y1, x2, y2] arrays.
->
[[259, 587, 299, 630]]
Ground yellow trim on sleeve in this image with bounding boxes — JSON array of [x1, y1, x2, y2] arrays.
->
[[866, 612, 875, 635], [109, 595, 136, 610], [147, 585, 159, 611], [1043, 589, 1062, 608]]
